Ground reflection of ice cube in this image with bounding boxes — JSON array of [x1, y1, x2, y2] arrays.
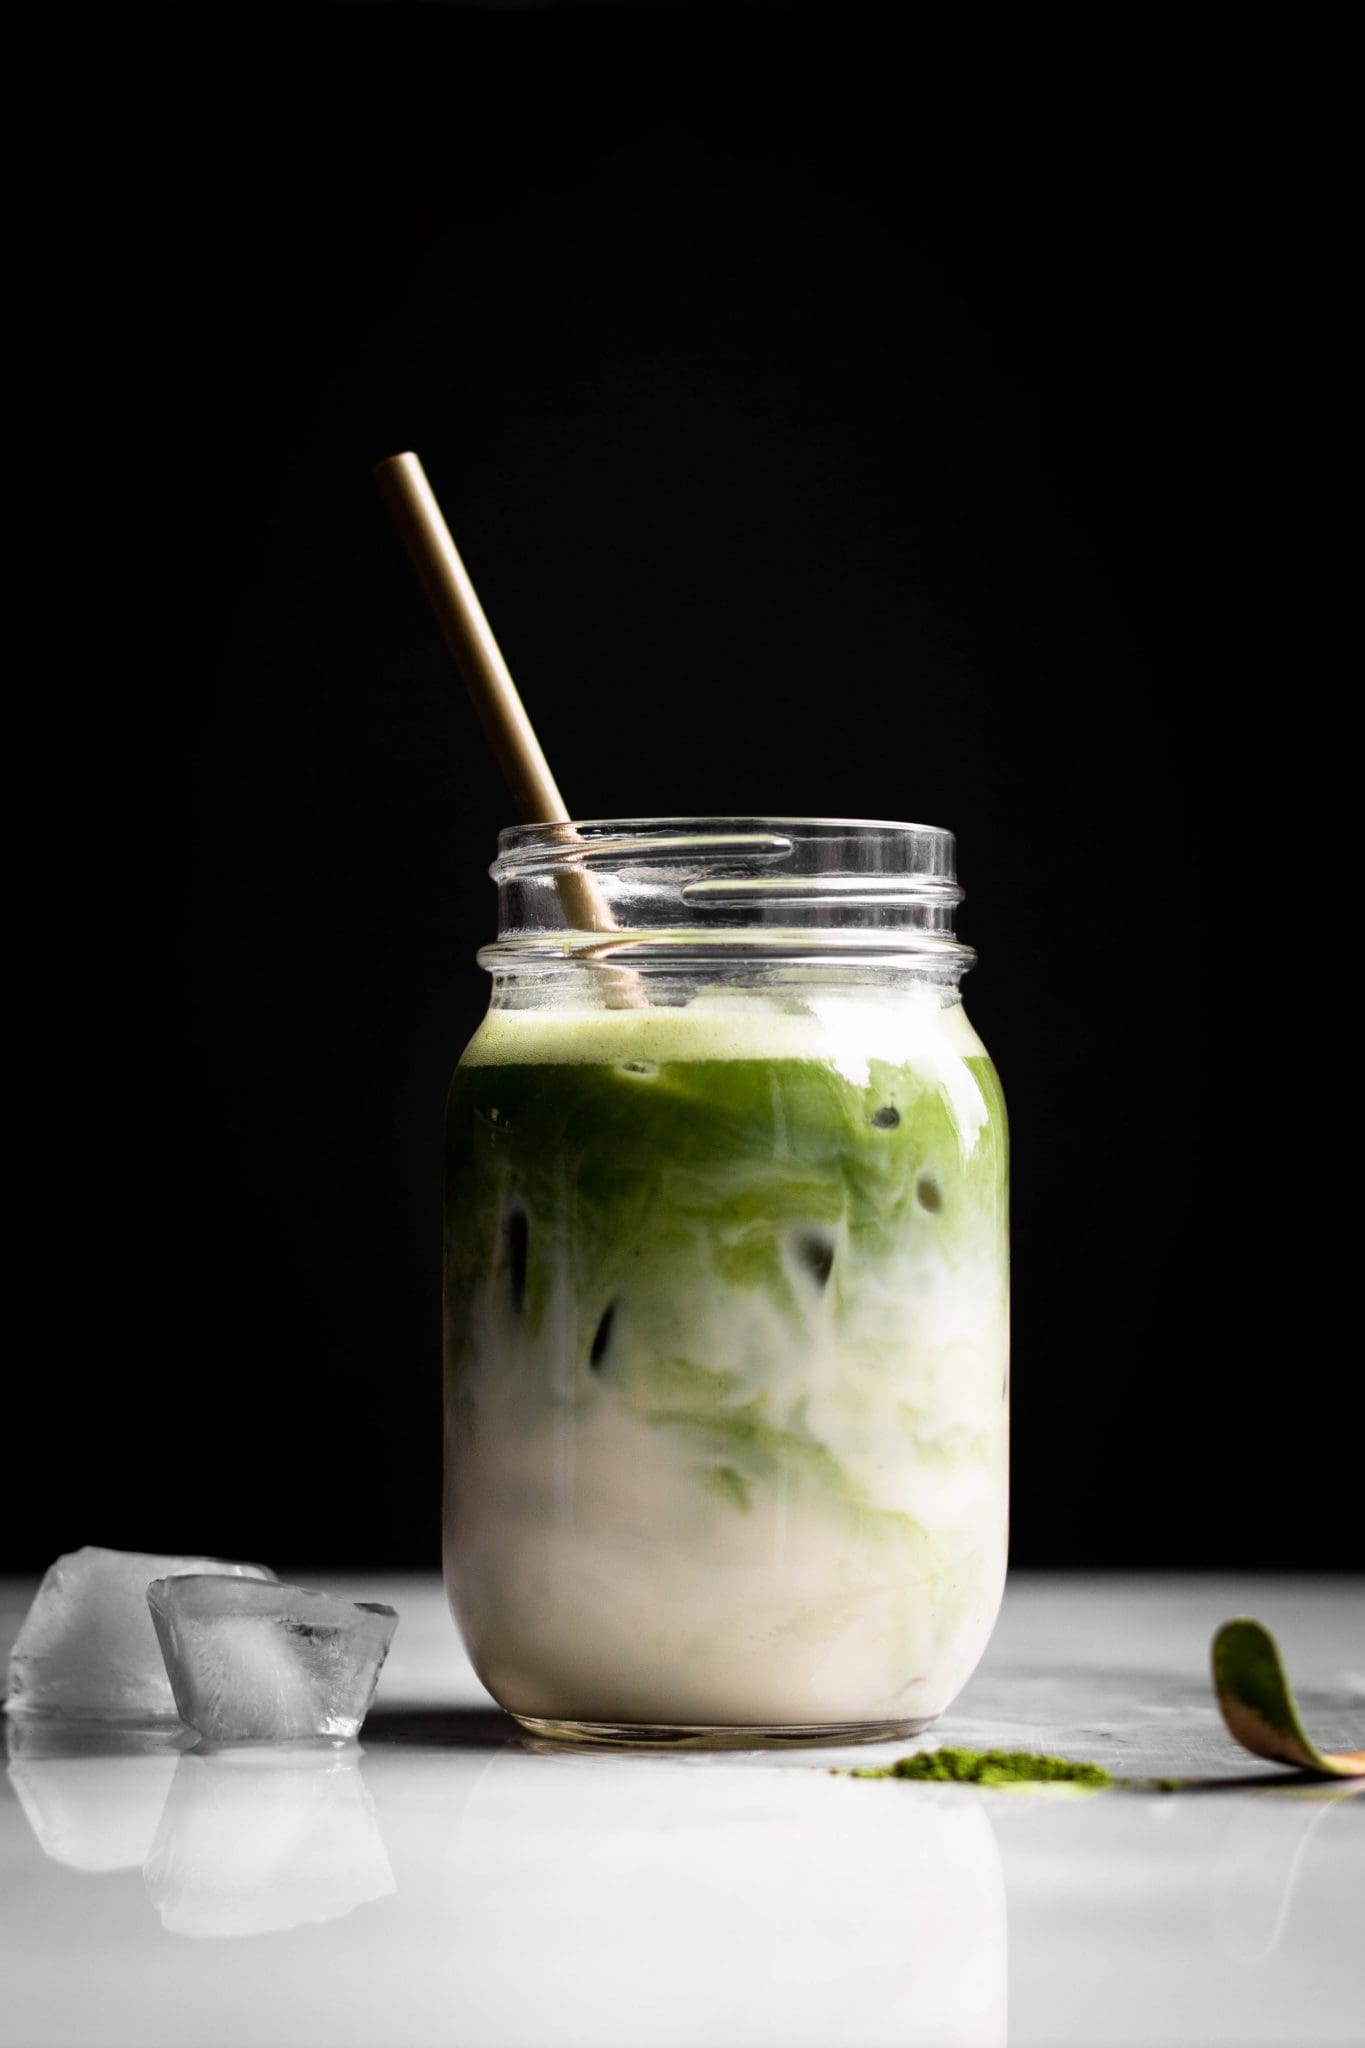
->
[[9, 1757, 179, 1872], [146, 1578, 398, 1743], [144, 1747, 396, 1937], [4, 1548, 276, 1723], [6, 1721, 185, 1871]]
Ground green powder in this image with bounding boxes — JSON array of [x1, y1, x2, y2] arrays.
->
[[839, 1745, 1113, 1787]]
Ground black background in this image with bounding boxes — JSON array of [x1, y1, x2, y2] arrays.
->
[[17, 7, 1357, 1574]]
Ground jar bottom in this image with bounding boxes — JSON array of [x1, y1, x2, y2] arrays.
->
[[512, 1713, 940, 1753]]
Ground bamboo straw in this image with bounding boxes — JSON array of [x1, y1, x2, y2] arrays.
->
[[373, 452, 627, 954]]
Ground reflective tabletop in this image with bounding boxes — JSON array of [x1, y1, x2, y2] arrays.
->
[[2, 1574, 1361, 2047]]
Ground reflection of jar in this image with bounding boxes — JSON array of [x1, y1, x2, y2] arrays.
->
[[437, 1754, 1008, 2048], [443, 819, 1009, 1744]]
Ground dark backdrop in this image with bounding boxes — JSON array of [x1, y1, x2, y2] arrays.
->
[[18, 7, 1356, 1573]]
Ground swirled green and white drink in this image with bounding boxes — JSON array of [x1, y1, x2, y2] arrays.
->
[[443, 819, 1008, 1744]]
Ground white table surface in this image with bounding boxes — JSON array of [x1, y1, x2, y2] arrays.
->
[[2, 1573, 1361, 2048]]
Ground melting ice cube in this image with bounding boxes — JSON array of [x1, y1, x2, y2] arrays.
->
[[5, 1548, 276, 1724], [146, 1578, 398, 1744]]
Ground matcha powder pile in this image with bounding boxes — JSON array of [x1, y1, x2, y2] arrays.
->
[[841, 1746, 1113, 1787]]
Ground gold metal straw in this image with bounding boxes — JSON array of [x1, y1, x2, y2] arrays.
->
[[373, 451, 634, 969]]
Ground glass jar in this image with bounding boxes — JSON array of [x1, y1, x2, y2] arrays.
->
[[442, 818, 1008, 1746]]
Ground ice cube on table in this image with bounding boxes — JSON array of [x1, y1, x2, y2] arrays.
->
[[146, 1578, 398, 1744], [5, 1548, 277, 1724]]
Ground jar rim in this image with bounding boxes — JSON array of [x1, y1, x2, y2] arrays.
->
[[494, 815, 957, 878], [500, 815, 950, 835], [484, 815, 974, 974]]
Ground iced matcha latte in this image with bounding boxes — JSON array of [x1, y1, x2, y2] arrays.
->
[[443, 819, 1008, 1742]]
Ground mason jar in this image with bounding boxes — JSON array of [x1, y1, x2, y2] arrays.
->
[[442, 818, 1009, 1746]]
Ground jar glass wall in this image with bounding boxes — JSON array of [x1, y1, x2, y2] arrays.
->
[[442, 820, 1009, 1745]]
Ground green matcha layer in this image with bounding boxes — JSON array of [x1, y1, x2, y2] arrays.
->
[[445, 1044, 1006, 1500]]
